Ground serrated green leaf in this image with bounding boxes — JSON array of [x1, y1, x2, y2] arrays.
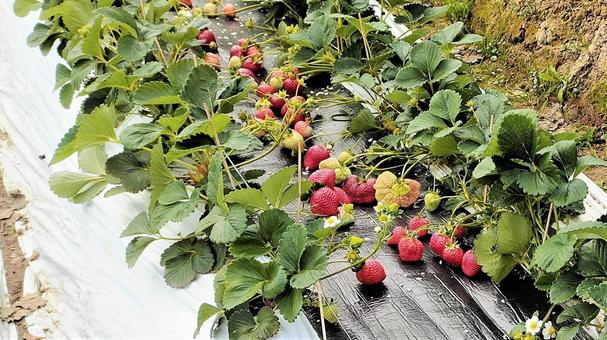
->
[[157, 180, 189, 205], [59, 83, 75, 109], [555, 324, 579, 340], [549, 179, 588, 207], [106, 151, 151, 193], [429, 135, 458, 156], [160, 238, 215, 288], [473, 157, 497, 179], [395, 66, 426, 89], [278, 180, 313, 208], [496, 110, 538, 160], [290, 245, 327, 289], [49, 171, 107, 203], [431, 21, 464, 44], [350, 109, 379, 133], [577, 278, 603, 302], [125, 236, 155, 267], [27, 23, 53, 47], [82, 17, 103, 59], [194, 303, 223, 338], [549, 140, 577, 178], [181, 64, 218, 110], [431, 59, 462, 83], [133, 81, 181, 105], [167, 59, 196, 91], [207, 205, 247, 244], [149, 188, 201, 228], [550, 271, 581, 304], [117, 35, 154, 62], [410, 41, 442, 75], [225, 188, 268, 210], [406, 111, 447, 135], [178, 114, 231, 140], [532, 234, 577, 272], [54, 64, 71, 91], [158, 111, 189, 133], [587, 283, 607, 309], [576, 240, 607, 276], [120, 123, 165, 149], [276, 224, 308, 274], [473, 228, 518, 282], [221, 130, 253, 151], [575, 155, 607, 177], [259, 209, 295, 248], [276, 288, 303, 323], [133, 62, 163, 78], [13, 0, 42, 17], [261, 166, 296, 208], [560, 222, 607, 240], [429, 89, 461, 123], [228, 307, 279, 340], [150, 142, 174, 205], [78, 146, 107, 175], [229, 232, 272, 258], [206, 152, 227, 211], [556, 302, 599, 325], [121, 212, 158, 237], [95, 7, 139, 37], [41, 0, 94, 33], [223, 259, 287, 309], [495, 213, 533, 255]]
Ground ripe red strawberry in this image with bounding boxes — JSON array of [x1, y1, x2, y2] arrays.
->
[[453, 226, 465, 239], [243, 58, 261, 73], [408, 216, 429, 238], [230, 45, 244, 57], [398, 237, 424, 262], [283, 77, 300, 96], [310, 187, 350, 216], [270, 92, 286, 110], [303, 145, 330, 170], [197, 29, 216, 44], [294, 121, 313, 138], [256, 83, 274, 98], [461, 250, 480, 277], [429, 233, 452, 256], [180, 0, 192, 6], [387, 226, 405, 246], [283, 111, 305, 126], [342, 176, 376, 204], [237, 68, 257, 82], [355, 260, 386, 285], [255, 108, 275, 120], [442, 245, 464, 267], [309, 169, 336, 187]]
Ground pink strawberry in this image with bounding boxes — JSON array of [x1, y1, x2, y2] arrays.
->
[[310, 187, 350, 216], [270, 92, 286, 110], [255, 108, 275, 120], [342, 176, 376, 204], [408, 216, 429, 238], [243, 58, 261, 73], [309, 169, 336, 187], [237, 68, 257, 82], [429, 233, 452, 256], [230, 45, 244, 57], [197, 29, 216, 44], [294, 121, 313, 138], [442, 245, 464, 267], [461, 250, 481, 277], [355, 260, 386, 285], [237, 38, 248, 47], [387, 226, 405, 246], [303, 145, 330, 170], [256, 83, 274, 98], [246, 46, 261, 58], [453, 226, 465, 239], [180, 0, 192, 6], [283, 77, 300, 96], [398, 237, 424, 262], [290, 95, 306, 104]]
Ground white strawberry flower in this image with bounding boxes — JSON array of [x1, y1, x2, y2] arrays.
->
[[542, 321, 556, 339], [177, 8, 192, 18], [525, 316, 543, 335], [323, 216, 340, 229], [373, 226, 381, 233]]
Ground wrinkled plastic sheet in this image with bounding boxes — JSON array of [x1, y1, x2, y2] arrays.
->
[[0, 3, 318, 339]]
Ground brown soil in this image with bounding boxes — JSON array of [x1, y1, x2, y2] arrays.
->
[[0, 172, 42, 339]]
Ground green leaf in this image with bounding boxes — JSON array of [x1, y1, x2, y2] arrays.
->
[[51, 105, 117, 164], [230, 232, 272, 258], [106, 151, 151, 193], [160, 238, 215, 288], [494, 213, 533, 254], [225, 188, 269, 210], [276, 224, 308, 274], [158, 180, 189, 205], [410, 41, 442, 75], [429, 89, 461, 123], [167, 59, 196, 91], [532, 234, 577, 272], [121, 212, 158, 237], [177, 114, 231, 140], [395, 66, 426, 89], [576, 240, 607, 277], [133, 62, 164, 78], [194, 303, 223, 338], [133, 82, 182, 105], [516, 154, 560, 196], [41, 0, 94, 33], [576, 278, 603, 302], [496, 110, 538, 160], [575, 155, 607, 177], [120, 123, 165, 150], [159, 111, 189, 133], [549, 178, 588, 207], [429, 136, 458, 156], [117, 36, 154, 62], [278, 181, 313, 208], [261, 166, 296, 208], [49, 171, 107, 203], [82, 17, 103, 59], [276, 288, 304, 323], [223, 259, 287, 309], [125, 236, 155, 267], [181, 64, 218, 110], [473, 228, 518, 282], [473, 157, 497, 179], [259, 209, 295, 248], [391, 40, 411, 63], [550, 271, 581, 304], [290, 245, 327, 289], [206, 152, 227, 211], [149, 188, 201, 228], [228, 307, 279, 340], [350, 109, 379, 133], [555, 324, 579, 340], [586, 282, 607, 309], [150, 142, 174, 205], [221, 130, 255, 151], [54, 64, 71, 91], [431, 59, 462, 82], [78, 146, 107, 175], [556, 302, 599, 324], [59, 83, 75, 109], [13, 0, 41, 17], [95, 7, 139, 37], [334, 57, 363, 75], [431, 21, 464, 44], [560, 222, 607, 241], [549, 140, 577, 178], [406, 111, 447, 135], [208, 205, 248, 244]]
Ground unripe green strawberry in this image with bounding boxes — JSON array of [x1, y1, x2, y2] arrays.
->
[[281, 130, 304, 152], [334, 167, 351, 183], [338, 151, 354, 165], [424, 191, 441, 212], [269, 77, 283, 90], [350, 236, 364, 248], [319, 157, 341, 170], [228, 56, 241, 69]]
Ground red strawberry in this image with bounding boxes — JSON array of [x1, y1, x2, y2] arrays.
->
[[237, 38, 248, 47], [237, 68, 257, 82], [342, 175, 376, 204], [270, 92, 286, 110], [310, 187, 350, 216], [197, 29, 216, 44], [398, 237, 424, 262], [387, 226, 405, 246], [283, 111, 305, 126], [230, 45, 244, 57], [242, 58, 261, 73], [255, 108, 275, 120], [303, 145, 330, 170], [180, 0, 192, 6], [270, 69, 285, 79], [442, 245, 464, 267], [461, 250, 480, 277], [453, 226, 465, 239], [283, 77, 300, 96], [408, 216, 429, 238], [294, 121, 313, 138], [246, 46, 261, 57], [309, 169, 336, 187], [429, 233, 452, 256], [355, 260, 386, 285], [290, 95, 306, 104], [256, 83, 274, 98]]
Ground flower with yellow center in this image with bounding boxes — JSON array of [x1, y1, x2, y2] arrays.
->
[[525, 316, 543, 335], [378, 213, 391, 225], [542, 322, 556, 339], [323, 216, 341, 229]]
